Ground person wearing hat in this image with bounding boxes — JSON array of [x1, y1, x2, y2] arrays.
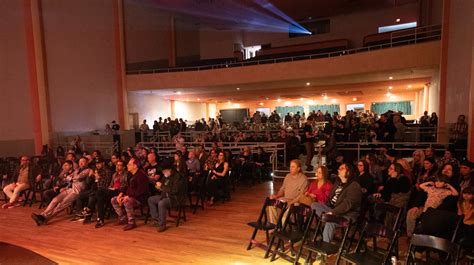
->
[[147, 162, 186, 232], [460, 160, 474, 191]]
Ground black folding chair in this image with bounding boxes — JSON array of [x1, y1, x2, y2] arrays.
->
[[265, 204, 313, 263], [247, 198, 287, 251], [406, 234, 459, 265], [339, 202, 403, 265], [294, 212, 353, 265]]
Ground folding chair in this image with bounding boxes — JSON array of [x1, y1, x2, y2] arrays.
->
[[265, 204, 313, 263], [339, 202, 403, 264], [294, 212, 353, 265], [405, 234, 459, 265], [247, 198, 288, 251]]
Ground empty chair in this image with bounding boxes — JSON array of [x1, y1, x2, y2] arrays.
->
[[247, 198, 288, 251], [339, 202, 403, 265], [294, 211, 353, 265], [405, 234, 459, 265], [265, 204, 312, 262]]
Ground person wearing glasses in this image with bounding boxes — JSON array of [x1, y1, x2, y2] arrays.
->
[[2, 156, 41, 209], [311, 163, 362, 242]]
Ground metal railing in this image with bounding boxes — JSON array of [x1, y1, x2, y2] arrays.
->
[[127, 24, 441, 75]]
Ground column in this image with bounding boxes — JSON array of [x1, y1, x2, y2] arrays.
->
[[113, 0, 127, 128], [168, 14, 176, 67], [23, 0, 50, 154], [437, 0, 450, 139], [205, 103, 210, 120], [170, 100, 175, 119]]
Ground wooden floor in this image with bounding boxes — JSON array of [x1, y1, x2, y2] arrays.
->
[[0, 182, 291, 265]]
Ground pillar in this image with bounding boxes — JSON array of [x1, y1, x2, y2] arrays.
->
[[168, 14, 176, 67], [113, 0, 127, 128], [437, 0, 450, 139]]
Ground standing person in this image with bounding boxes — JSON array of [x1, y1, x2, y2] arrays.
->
[[110, 158, 148, 231], [302, 121, 316, 171], [2, 156, 41, 209], [111, 120, 121, 153], [450, 114, 468, 149]]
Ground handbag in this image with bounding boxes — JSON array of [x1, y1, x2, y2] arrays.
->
[[298, 194, 314, 206]]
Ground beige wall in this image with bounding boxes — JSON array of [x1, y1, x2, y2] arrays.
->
[[127, 92, 171, 127], [42, 0, 119, 133], [175, 17, 200, 64], [123, 0, 170, 64], [200, 28, 242, 60], [444, 0, 473, 123], [0, 0, 35, 155], [174, 101, 207, 122]]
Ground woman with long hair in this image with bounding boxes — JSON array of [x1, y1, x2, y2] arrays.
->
[[356, 159, 376, 195], [174, 151, 188, 177], [410, 149, 425, 182], [458, 187, 474, 250], [207, 151, 229, 206], [305, 166, 333, 204]]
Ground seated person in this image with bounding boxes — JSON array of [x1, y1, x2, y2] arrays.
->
[[31, 158, 91, 225], [311, 163, 362, 242], [206, 151, 230, 205], [147, 163, 186, 232], [267, 159, 308, 224], [406, 174, 459, 237], [74, 158, 111, 224], [304, 166, 333, 204], [110, 158, 148, 231], [42, 160, 75, 205], [95, 159, 128, 228], [2, 156, 41, 209], [458, 186, 474, 250], [144, 152, 162, 195], [186, 151, 201, 194]]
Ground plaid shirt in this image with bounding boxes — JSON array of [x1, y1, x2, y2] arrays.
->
[[96, 168, 112, 189], [452, 122, 468, 140]]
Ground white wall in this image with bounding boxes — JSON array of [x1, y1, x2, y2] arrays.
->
[[174, 101, 207, 122], [428, 71, 440, 115], [127, 92, 171, 124]]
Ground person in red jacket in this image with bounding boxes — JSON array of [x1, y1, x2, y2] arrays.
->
[[110, 157, 149, 231]]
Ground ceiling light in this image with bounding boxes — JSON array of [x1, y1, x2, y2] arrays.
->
[[396, 18, 401, 22], [306, 82, 311, 86], [352, 97, 357, 101], [299, 97, 304, 101], [386, 92, 391, 97], [277, 98, 281, 102], [284, 101, 292, 106], [259, 102, 264, 106], [388, 76, 393, 80], [331, 98, 337, 103], [407, 84, 412, 88], [186, 99, 189, 102], [265, 97, 269, 100], [227, 101, 231, 105], [388, 86, 393, 90], [323, 95, 328, 100], [236, 87, 240, 91], [176, 91, 182, 95], [197, 98, 201, 101]]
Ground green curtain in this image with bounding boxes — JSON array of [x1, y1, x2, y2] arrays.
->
[[370, 101, 412, 115], [309, 104, 340, 114], [275, 106, 304, 117]]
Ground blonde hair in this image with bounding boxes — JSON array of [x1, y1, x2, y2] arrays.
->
[[397, 158, 412, 173], [412, 149, 425, 165]]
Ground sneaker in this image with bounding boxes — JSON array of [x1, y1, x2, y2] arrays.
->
[[31, 213, 46, 226], [83, 217, 92, 224], [123, 222, 137, 231], [157, 225, 167, 233], [95, 220, 105, 229]]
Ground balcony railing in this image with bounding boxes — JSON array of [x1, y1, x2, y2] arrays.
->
[[127, 24, 441, 75]]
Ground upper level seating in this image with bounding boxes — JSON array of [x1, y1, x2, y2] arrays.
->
[[363, 24, 442, 47], [253, 39, 350, 60]]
